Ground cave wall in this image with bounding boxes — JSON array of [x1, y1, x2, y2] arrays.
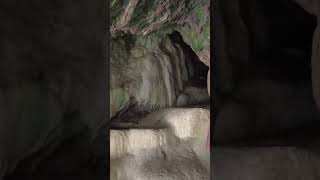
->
[[110, 35, 194, 118], [213, 147, 320, 180], [214, 0, 268, 99], [214, 0, 320, 144], [0, 0, 107, 177], [110, 1, 211, 179], [110, 0, 210, 120], [0, 0, 211, 178], [111, 0, 210, 66], [295, 0, 320, 112]]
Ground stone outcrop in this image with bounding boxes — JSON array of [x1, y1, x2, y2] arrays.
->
[[110, 108, 210, 180], [111, 0, 210, 100], [111, 0, 210, 65], [111, 36, 194, 118]]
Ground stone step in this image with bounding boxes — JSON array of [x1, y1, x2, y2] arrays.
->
[[110, 108, 210, 180]]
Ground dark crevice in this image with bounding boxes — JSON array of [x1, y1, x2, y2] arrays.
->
[[169, 31, 209, 88]]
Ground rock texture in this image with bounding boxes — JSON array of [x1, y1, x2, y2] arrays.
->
[[110, 108, 210, 180], [214, 0, 270, 96], [214, 0, 320, 143], [110, 36, 210, 125], [213, 147, 320, 180], [0, 0, 107, 178], [111, 36, 195, 118], [111, 0, 210, 65], [214, 1, 320, 179], [214, 79, 320, 143], [110, 1, 210, 179], [111, 0, 210, 103]]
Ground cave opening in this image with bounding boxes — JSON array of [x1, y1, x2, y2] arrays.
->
[[214, 0, 320, 146]]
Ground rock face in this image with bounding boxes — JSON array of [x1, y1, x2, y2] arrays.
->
[[111, 36, 194, 118], [0, 0, 210, 178], [214, 0, 269, 96], [110, 1, 210, 179], [0, 0, 107, 178], [111, 0, 210, 66], [110, 108, 210, 180], [214, 80, 320, 143], [111, 0, 211, 104], [213, 147, 320, 180], [214, 1, 320, 179], [110, 32, 209, 120], [214, 0, 320, 144]]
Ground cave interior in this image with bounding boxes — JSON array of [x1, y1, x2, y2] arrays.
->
[[214, 0, 320, 147]]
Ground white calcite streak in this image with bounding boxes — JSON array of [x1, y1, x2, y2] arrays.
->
[[110, 37, 194, 117]]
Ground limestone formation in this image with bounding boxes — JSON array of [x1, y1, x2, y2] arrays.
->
[[110, 36, 194, 117], [110, 108, 210, 180], [111, 0, 210, 64]]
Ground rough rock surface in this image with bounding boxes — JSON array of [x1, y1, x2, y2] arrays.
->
[[110, 35, 210, 124], [213, 147, 320, 180], [110, 0, 210, 101], [214, 0, 320, 143], [0, 0, 107, 178], [214, 0, 270, 96], [111, 0, 210, 66], [176, 86, 209, 106], [110, 1, 210, 179], [214, 1, 320, 180], [214, 79, 320, 143], [111, 36, 198, 118], [110, 108, 210, 180]]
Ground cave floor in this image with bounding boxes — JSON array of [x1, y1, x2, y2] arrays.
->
[[4, 134, 108, 180], [110, 105, 210, 180]]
